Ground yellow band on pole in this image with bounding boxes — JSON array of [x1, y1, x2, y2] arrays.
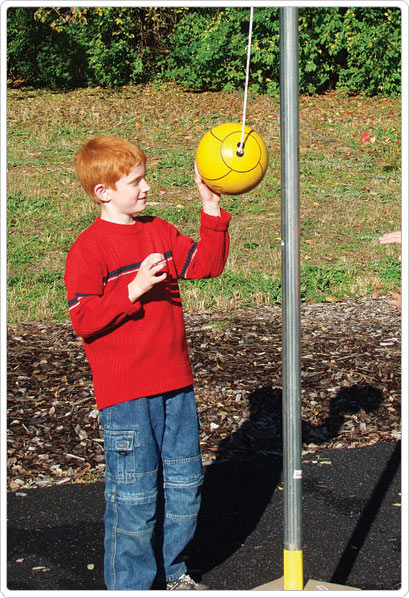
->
[[284, 549, 304, 590]]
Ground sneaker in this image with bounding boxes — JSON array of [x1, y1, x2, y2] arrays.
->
[[166, 573, 208, 590]]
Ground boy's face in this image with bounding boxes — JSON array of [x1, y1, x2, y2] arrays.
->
[[101, 163, 150, 224]]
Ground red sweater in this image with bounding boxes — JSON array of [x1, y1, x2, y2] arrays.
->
[[64, 209, 231, 409]]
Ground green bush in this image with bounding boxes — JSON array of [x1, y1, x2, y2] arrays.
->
[[298, 9, 346, 94], [7, 6, 401, 96], [165, 6, 401, 96], [7, 8, 89, 88], [337, 7, 402, 96], [7, 7, 182, 88], [162, 8, 281, 95]]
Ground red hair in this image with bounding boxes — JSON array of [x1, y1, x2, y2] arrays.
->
[[75, 136, 146, 202]]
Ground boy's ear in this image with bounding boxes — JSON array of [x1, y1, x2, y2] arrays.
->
[[94, 183, 111, 203]]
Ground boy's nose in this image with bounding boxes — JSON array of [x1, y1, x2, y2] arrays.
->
[[142, 179, 150, 192]]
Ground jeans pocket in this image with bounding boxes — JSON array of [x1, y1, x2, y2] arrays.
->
[[104, 430, 140, 483]]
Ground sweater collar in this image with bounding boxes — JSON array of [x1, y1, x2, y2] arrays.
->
[[94, 216, 144, 234]]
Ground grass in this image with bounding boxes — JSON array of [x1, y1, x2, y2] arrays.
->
[[6, 84, 401, 323]]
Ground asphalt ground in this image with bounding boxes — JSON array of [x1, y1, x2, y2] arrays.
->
[[6, 441, 402, 593]]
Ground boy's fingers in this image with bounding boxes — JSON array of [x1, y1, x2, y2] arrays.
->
[[142, 253, 165, 268], [153, 271, 167, 282], [379, 231, 401, 244], [153, 258, 167, 269], [150, 253, 165, 263], [151, 257, 167, 278], [194, 162, 205, 184], [387, 293, 401, 309]]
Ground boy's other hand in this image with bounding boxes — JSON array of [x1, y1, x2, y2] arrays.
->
[[379, 231, 402, 309], [379, 231, 401, 245], [379, 230, 401, 262], [387, 292, 401, 310], [194, 162, 221, 217], [128, 253, 167, 302]]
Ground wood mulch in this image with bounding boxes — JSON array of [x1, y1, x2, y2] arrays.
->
[[7, 298, 401, 492]]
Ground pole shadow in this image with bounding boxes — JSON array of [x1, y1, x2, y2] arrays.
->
[[187, 382, 387, 583], [330, 440, 401, 585]]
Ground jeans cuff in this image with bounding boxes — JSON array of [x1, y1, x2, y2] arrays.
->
[[166, 564, 187, 583]]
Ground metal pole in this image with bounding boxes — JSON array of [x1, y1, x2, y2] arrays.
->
[[279, 7, 303, 591]]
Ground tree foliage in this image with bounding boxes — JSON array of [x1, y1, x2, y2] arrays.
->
[[7, 7, 186, 88], [165, 7, 401, 96], [7, 6, 401, 96]]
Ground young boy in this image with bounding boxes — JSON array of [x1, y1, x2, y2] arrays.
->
[[64, 136, 231, 590]]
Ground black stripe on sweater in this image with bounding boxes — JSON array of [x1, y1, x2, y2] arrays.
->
[[180, 243, 197, 278]]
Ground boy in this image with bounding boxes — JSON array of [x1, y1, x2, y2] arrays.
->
[[64, 136, 231, 590]]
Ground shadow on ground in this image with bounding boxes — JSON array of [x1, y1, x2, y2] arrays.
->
[[186, 383, 389, 587]]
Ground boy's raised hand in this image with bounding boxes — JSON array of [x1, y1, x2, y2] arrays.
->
[[194, 162, 221, 217], [128, 253, 167, 302]]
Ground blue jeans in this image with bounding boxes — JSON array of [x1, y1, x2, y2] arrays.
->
[[99, 386, 203, 590]]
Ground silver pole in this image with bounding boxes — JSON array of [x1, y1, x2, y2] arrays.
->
[[279, 7, 303, 589]]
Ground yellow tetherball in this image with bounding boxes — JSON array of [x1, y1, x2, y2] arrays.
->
[[196, 122, 268, 195]]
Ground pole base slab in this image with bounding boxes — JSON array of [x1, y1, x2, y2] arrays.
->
[[253, 576, 361, 590]]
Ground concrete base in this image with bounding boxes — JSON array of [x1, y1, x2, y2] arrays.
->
[[253, 576, 361, 590]]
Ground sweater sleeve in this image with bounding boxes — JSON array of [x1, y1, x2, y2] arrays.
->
[[170, 208, 231, 280], [64, 240, 142, 339]]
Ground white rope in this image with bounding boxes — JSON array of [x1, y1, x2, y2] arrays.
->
[[237, 6, 254, 156]]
